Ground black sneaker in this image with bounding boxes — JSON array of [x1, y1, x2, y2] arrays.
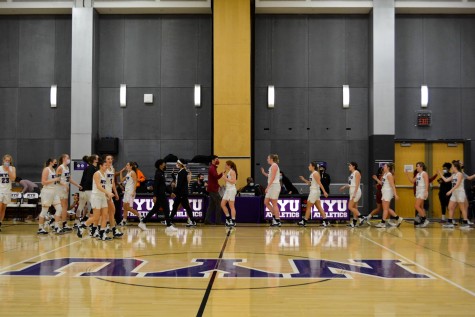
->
[[37, 228, 48, 235], [297, 219, 307, 227], [186, 220, 197, 227]]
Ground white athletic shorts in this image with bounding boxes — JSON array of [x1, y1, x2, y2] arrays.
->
[[349, 188, 362, 203], [450, 190, 466, 203], [415, 188, 427, 200], [381, 188, 394, 202], [40, 188, 61, 207], [307, 188, 321, 204], [0, 192, 11, 204], [265, 183, 281, 200], [222, 188, 237, 201], [123, 191, 135, 205], [90, 193, 108, 209], [57, 186, 69, 200]]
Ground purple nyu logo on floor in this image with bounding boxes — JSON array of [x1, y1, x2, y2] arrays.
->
[[1, 258, 431, 279]]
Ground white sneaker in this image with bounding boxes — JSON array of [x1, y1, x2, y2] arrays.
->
[[138, 222, 147, 231], [165, 225, 178, 233], [67, 209, 76, 216], [442, 222, 454, 229], [389, 217, 404, 227], [375, 222, 387, 228], [467, 220, 474, 225], [417, 219, 429, 228]]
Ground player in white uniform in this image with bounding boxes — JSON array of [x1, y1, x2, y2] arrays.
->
[[38, 158, 62, 234], [119, 162, 144, 227], [298, 162, 329, 227], [339, 162, 366, 227], [0, 154, 16, 232], [103, 155, 123, 237], [406, 162, 429, 227], [261, 154, 281, 227], [221, 160, 238, 227], [439, 161, 473, 229], [77, 159, 114, 240], [375, 163, 403, 228], [56, 154, 82, 231]]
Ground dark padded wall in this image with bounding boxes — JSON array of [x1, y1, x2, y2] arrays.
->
[[395, 15, 475, 171], [254, 15, 369, 193], [0, 15, 72, 180], [97, 15, 212, 177]]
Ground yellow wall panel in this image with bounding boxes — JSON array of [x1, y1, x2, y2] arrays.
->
[[214, 104, 251, 157]]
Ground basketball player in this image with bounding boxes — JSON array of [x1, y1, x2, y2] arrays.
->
[[56, 154, 82, 231], [103, 155, 123, 238], [365, 167, 396, 224], [38, 158, 62, 234], [169, 159, 197, 227], [375, 163, 404, 228], [0, 154, 16, 232], [77, 159, 114, 240], [298, 161, 329, 227], [261, 154, 281, 227], [119, 162, 145, 227], [339, 162, 366, 227], [221, 160, 238, 227], [406, 162, 429, 227], [439, 161, 473, 229]]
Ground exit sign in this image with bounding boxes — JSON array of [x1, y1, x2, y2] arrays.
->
[[416, 112, 431, 127]]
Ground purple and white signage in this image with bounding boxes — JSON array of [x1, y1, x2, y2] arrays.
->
[[309, 197, 350, 220], [127, 196, 205, 220], [264, 198, 301, 220]]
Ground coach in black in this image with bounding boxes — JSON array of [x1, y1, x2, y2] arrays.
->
[[142, 159, 176, 231], [169, 159, 197, 227]]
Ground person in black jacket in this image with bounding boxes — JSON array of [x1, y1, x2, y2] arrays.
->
[[76, 154, 98, 225], [169, 159, 197, 227], [141, 159, 177, 232], [438, 162, 452, 222]]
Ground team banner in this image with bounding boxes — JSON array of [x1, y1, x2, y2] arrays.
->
[[264, 197, 350, 221], [128, 196, 206, 220]]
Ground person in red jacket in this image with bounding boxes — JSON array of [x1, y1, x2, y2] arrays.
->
[[205, 155, 223, 225]]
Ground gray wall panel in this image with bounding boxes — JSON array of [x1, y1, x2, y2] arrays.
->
[[122, 88, 161, 140], [308, 140, 347, 184], [160, 88, 197, 139], [17, 139, 53, 180], [253, 140, 271, 186], [308, 16, 345, 87], [197, 18, 213, 87], [308, 88, 347, 140], [98, 88, 123, 139], [272, 16, 308, 88], [99, 17, 125, 87], [395, 88, 420, 140], [122, 139, 161, 177], [395, 16, 423, 88], [19, 17, 55, 87], [428, 89, 462, 139], [161, 17, 197, 88], [55, 16, 72, 88], [346, 88, 368, 140], [0, 140, 17, 163], [462, 89, 475, 139], [272, 88, 308, 140], [0, 17, 19, 87], [0, 88, 18, 139], [461, 18, 475, 88], [124, 17, 161, 88], [196, 87, 212, 140], [254, 87, 272, 140], [17, 88, 55, 139], [160, 140, 196, 161], [424, 17, 460, 88], [270, 139, 308, 186], [346, 17, 369, 88], [254, 16, 271, 88], [55, 88, 71, 139], [197, 140, 211, 156]]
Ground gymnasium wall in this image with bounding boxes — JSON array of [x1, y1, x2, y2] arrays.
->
[[97, 15, 212, 177], [254, 15, 370, 189], [0, 15, 72, 180]]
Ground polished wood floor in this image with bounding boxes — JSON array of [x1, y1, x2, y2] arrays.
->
[[1, 220, 475, 316]]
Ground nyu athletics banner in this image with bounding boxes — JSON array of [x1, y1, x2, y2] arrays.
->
[[264, 196, 350, 221], [127, 195, 206, 220]]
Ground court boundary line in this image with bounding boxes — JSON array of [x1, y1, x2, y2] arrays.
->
[[196, 229, 231, 317], [0, 238, 83, 273], [362, 235, 475, 297]]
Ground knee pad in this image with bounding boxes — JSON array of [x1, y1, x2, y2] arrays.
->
[[39, 207, 49, 218]]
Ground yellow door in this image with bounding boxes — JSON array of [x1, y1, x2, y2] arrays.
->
[[431, 143, 464, 218], [394, 142, 426, 218]]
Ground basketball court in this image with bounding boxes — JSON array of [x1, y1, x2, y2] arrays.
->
[[1, 222, 474, 316]]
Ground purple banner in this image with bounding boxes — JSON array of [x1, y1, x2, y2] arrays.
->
[[127, 196, 206, 220], [308, 197, 350, 220], [264, 198, 302, 220], [73, 161, 88, 171]]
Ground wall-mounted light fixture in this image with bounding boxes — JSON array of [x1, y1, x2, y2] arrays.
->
[[421, 85, 428, 108], [267, 85, 275, 108], [194, 84, 201, 107], [120, 84, 127, 107], [50, 85, 57, 108], [343, 85, 350, 108]]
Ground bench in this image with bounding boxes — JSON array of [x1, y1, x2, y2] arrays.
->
[[6, 192, 40, 221]]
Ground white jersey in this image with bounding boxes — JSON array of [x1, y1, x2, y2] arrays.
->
[[105, 167, 115, 192], [348, 171, 359, 189], [268, 163, 280, 185], [0, 166, 12, 192], [59, 164, 70, 185], [225, 170, 236, 190], [416, 171, 427, 191], [382, 172, 392, 191], [124, 171, 135, 194], [309, 171, 319, 190], [452, 172, 465, 193], [42, 167, 58, 190], [92, 170, 107, 196]]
